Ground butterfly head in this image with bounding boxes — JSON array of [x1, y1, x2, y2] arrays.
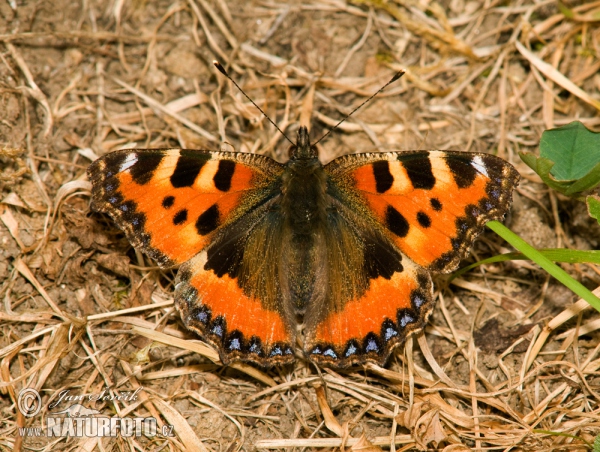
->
[[288, 126, 318, 160]]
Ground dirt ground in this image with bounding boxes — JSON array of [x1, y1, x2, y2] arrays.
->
[[1, 0, 600, 451]]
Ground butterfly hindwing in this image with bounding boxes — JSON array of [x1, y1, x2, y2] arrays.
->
[[326, 150, 520, 273], [174, 201, 296, 366], [302, 202, 434, 367], [88, 149, 284, 267]]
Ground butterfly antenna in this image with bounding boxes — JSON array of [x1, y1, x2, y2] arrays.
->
[[314, 70, 405, 146], [213, 61, 294, 146]]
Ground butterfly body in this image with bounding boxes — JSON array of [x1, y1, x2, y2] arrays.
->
[[279, 129, 329, 310], [88, 126, 519, 368]]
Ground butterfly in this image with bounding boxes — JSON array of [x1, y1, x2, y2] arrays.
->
[[87, 124, 519, 368]]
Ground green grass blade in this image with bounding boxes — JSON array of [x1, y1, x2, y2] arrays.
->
[[485, 220, 600, 313], [451, 249, 600, 280]]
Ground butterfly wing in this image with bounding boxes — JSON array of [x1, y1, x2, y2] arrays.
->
[[88, 149, 284, 267], [88, 149, 294, 366], [174, 204, 297, 366], [304, 151, 519, 366], [326, 150, 520, 272], [303, 201, 434, 367]]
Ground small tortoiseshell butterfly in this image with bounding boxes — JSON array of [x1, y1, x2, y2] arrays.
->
[[88, 88, 519, 368]]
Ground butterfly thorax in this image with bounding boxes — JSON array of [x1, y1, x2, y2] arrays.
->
[[282, 127, 328, 236]]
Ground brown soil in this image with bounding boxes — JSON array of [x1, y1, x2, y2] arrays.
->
[[1, 1, 599, 451]]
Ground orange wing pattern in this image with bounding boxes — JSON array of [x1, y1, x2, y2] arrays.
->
[[303, 150, 519, 366], [89, 148, 294, 366], [302, 208, 435, 366], [327, 150, 520, 272], [173, 199, 296, 366], [88, 149, 283, 267], [175, 249, 295, 366]]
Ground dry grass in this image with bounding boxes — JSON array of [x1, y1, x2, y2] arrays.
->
[[1, 0, 600, 451]]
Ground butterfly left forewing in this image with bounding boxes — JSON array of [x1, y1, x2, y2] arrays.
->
[[88, 149, 284, 267], [89, 148, 295, 366]]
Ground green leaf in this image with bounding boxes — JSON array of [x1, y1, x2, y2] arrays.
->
[[519, 152, 571, 193], [540, 121, 600, 181], [587, 195, 600, 225], [520, 121, 600, 197], [565, 162, 600, 195]]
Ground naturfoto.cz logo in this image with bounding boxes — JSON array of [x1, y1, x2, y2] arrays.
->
[[17, 388, 174, 438]]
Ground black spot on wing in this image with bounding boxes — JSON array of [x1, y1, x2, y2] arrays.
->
[[451, 237, 461, 251], [170, 150, 210, 188], [399, 152, 435, 190], [417, 211, 431, 228], [225, 330, 245, 353], [397, 309, 417, 328], [162, 195, 175, 209], [310, 345, 323, 356], [209, 315, 226, 340], [363, 233, 403, 280], [343, 340, 361, 358], [488, 187, 501, 200], [248, 337, 265, 357], [385, 205, 410, 237], [430, 198, 442, 211], [479, 197, 494, 212], [107, 192, 123, 206], [130, 153, 164, 185], [363, 332, 382, 354], [195, 204, 220, 235], [410, 288, 429, 309], [372, 161, 394, 193], [381, 319, 399, 343], [445, 155, 477, 188], [190, 304, 211, 326], [103, 181, 118, 194], [173, 209, 188, 225], [467, 204, 480, 218], [456, 217, 472, 235], [214, 160, 236, 192]]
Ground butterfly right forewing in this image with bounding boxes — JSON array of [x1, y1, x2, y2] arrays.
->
[[327, 150, 520, 272]]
